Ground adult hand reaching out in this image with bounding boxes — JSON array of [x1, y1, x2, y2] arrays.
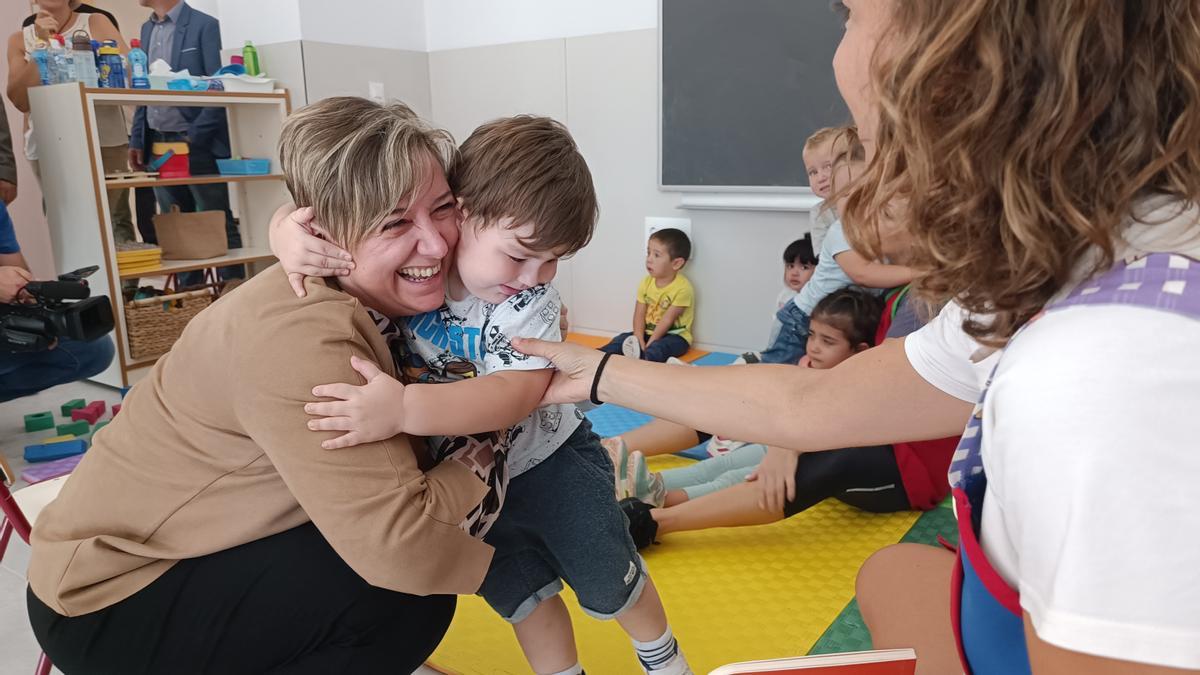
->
[[0, 266, 32, 303], [512, 337, 604, 406]]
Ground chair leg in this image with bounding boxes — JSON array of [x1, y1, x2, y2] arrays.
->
[[0, 519, 12, 561], [35, 651, 52, 675]]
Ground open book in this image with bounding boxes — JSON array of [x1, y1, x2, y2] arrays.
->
[[708, 648, 916, 675]]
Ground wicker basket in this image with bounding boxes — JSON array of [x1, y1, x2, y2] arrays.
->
[[125, 289, 214, 360]]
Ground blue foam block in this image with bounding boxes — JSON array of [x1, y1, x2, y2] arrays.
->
[[24, 438, 88, 463]]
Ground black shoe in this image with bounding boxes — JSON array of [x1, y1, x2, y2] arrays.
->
[[620, 497, 659, 550], [740, 351, 761, 364]]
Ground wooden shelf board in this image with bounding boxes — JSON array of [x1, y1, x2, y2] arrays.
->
[[118, 247, 276, 279], [85, 87, 287, 106], [104, 173, 282, 189]]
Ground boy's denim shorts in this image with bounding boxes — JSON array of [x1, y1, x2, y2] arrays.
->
[[478, 419, 648, 623]]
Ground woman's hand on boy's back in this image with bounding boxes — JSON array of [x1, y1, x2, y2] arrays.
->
[[269, 204, 355, 297], [305, 356, 405, 449]]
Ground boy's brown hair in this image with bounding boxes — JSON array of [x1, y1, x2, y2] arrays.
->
[[278, 97, 456, 251], [450, 115, 598, 256]]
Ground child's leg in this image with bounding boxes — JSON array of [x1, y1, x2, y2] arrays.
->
[[643, 334, 689, 362], [618, 419, 707, 458], [757, 304, 811, 364], [660, 444, 767, 492], [651, 481, 781, 536], [536, 422, 691, 674], [512, 594, 580, 674], [599, 331, 635, 355]]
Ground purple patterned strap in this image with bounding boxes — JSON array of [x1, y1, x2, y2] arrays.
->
[[1057, 253, 1200, 318], [949, 253, 1200, 517]]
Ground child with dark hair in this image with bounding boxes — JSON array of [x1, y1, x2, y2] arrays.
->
[[600, 227, 696, 362], [610, 287, 882, 506], [764, 235, 819, 351]]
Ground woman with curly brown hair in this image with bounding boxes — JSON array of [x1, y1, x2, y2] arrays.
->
[[514, 1, 1200, 672]]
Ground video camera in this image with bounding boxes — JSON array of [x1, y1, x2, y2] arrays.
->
[[1, 266, 114, 353]]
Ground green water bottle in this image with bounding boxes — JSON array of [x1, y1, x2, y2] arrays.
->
[[242, 40, 261, 76]]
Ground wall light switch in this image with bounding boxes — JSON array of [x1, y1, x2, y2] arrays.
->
[[368, 81, 385, 103]]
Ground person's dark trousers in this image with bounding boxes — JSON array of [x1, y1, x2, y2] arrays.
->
[[147, 130, 245, 284], [0, 336, 114, 402], [599, 331, 690, 362], [28, 522, 457, 675]]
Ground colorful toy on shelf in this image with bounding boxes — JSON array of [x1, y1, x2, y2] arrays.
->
[[24, 438, 88, 463], [21, 453, 85, 484], [150, 142, 190, 178], [24, 411, 55, 432], [61, 399, 86, 416], [56, 420, 90, 437]]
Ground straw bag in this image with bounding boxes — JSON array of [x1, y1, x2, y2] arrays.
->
[[153, 206, 228, 260], [125, 289, 214, 360]]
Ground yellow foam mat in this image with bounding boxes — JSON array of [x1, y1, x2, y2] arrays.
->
[[429, 456, 920, 674], [564, 332, 710, 362]]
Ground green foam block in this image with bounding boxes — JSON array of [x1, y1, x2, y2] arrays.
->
[[24, 411, 55, 432], [56, 420, 91, 437], [61, 398, 86, 417]]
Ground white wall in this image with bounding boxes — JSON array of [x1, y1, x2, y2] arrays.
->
[[424, 0, 655, 51], [199, 1, 811, 351]]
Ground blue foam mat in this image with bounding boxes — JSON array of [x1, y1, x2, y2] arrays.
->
[[585, 351, 736, 460]]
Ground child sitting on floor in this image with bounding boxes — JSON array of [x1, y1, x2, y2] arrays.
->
[[744, 127, 914, 365], [272, 111, 691, 675], [766, 234, 818, 352], [803, 126, 842, 252], [599, 228, 695, 362], [607, 287, 881, 507]]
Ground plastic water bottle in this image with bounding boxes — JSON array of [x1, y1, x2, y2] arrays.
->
[[31, 41, 52, 86], [128, 38, 149, 89], [98, 43, 125, 88], [50, 34, 75, 84], [242, 40, 261, 76], [71, 30, 99, 87]]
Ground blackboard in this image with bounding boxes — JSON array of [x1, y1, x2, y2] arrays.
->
[[660, 0, 850, 190]]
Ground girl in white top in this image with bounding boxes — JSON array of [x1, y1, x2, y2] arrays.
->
[[6, 1, 127, 163], [485, 1, 1200, 673]]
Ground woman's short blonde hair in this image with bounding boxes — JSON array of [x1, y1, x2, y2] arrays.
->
[[278, 97, 456, 250], [841, 1, 1200, 345]]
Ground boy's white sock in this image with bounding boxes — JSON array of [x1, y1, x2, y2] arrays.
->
[[632, 625, 691, 675], [547, 663, 584, 675]]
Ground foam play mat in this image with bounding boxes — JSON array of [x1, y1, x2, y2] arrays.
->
[[428, 451, 922, 674], [564, 332, 710, 362]]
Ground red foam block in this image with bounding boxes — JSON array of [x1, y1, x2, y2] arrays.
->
[[71, 407, 102, 424]]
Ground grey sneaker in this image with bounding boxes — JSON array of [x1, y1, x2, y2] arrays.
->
[[602, 436, 631, 498]]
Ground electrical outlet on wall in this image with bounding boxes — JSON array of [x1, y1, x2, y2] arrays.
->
[[644, 217, 693, 258], [368, 81, 385, 103]]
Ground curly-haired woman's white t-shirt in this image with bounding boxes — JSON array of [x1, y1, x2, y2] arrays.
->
[[903, 199, 1200, 669]]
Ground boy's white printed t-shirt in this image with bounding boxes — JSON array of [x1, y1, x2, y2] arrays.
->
[[403, 283, 584, 480]]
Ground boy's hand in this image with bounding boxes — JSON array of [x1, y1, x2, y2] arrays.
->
[[746, 446, 799, 514], [0, 266, 32, 304], [269, 205, 354, 298], [305, 356, 405, 449]]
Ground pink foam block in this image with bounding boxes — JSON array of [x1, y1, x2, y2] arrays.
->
[[87, 400, 107, 416], [112, 404, 122, 417]]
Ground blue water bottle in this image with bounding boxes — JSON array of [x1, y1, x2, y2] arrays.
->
[[98, 42, 125, 88], [128, 38, 149, 89], [31, 40, 51, 86]]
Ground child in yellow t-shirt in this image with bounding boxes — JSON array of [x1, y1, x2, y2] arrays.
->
[[601, 228, 695, 362]]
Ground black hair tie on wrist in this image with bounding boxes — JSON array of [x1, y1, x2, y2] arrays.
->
[[590, 352, 614, 406]]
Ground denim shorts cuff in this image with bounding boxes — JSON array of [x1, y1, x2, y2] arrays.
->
[[579, 554, 648, 621], [502, 579, 564, 624]]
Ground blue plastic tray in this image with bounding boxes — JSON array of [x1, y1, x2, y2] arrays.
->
[[216, 158, 271, 175]]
